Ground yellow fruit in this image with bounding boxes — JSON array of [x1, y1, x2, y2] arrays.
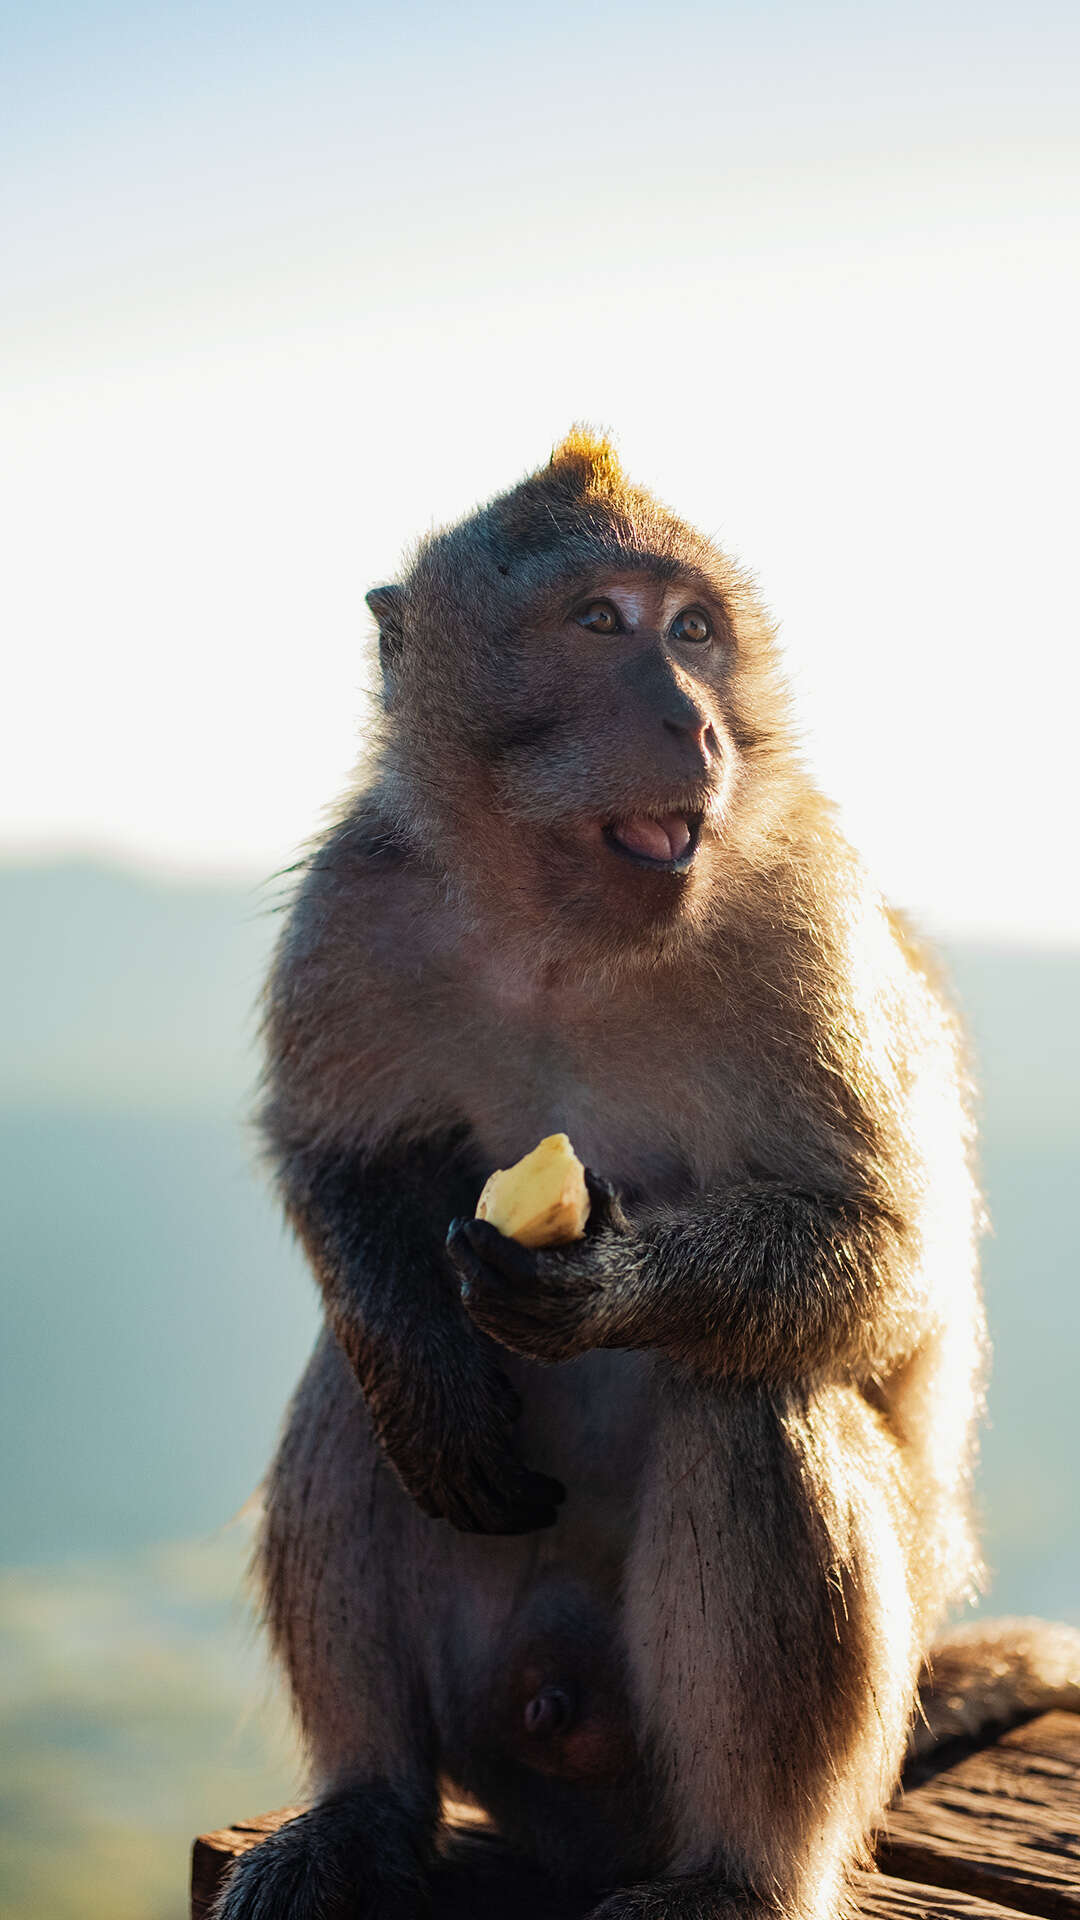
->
[[475, 1134, 590, 1247]]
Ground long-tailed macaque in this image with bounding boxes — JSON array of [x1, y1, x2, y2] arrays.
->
[[214, 432, 1080, 1919]]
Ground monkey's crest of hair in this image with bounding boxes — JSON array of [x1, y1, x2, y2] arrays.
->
[[422, 424, 738, 582], [496, 425, 633, 538], [536, 423, 626, 497]]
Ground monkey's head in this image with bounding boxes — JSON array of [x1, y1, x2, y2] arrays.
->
[[367, 430, 800, 960]]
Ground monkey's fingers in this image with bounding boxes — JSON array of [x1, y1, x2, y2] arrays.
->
[[444, 1457, 566, 1535], [451, 1216, 545, 1286], [583, 1169, 631, 1236], [450, 1228, 545, 1336], [451, 1218, 609, 1363]]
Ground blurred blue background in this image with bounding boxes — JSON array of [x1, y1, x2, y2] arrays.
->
[[2, 1, 1078, 1915]]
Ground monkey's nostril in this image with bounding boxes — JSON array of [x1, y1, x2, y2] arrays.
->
[[663, 715, 716, 763]]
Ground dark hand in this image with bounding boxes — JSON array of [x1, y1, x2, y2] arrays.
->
[[370, 1333, 566, 1535], [447, 1172, 638, 1363]]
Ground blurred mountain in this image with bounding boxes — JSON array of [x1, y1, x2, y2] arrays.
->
[[0, 860, 285, 1109], [946, 944, 1080, 1150], [1, 860, 319, 1565]]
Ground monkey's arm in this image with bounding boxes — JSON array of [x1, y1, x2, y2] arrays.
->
[[450, 1173, 914, 1383], [278, 1133, 565, 1532]]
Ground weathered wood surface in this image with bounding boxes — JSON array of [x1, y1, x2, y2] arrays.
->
[[852, 1875, 1056, 1920], [878, 1713, 1080, 1920], [192, 1713, 1080, 1920]]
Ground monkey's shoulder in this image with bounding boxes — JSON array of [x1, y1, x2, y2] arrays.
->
[[272, 803, 437, 981], [293, 803, 415, 902], [263, 805, 478, 1147]]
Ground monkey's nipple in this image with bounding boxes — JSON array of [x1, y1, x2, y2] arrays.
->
[[523, 1684, 573, 1738]]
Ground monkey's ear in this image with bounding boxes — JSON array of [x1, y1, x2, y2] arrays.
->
[[366, 585, 406, 670]]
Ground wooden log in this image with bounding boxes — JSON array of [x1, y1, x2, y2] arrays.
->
[[879, 1712, 1080, 1919], [193, 1716, 1080, 1919], [852, 1870, 1052, 1920]]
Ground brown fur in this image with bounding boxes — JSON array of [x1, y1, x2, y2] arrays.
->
[[212, 432, 1077, 1920]]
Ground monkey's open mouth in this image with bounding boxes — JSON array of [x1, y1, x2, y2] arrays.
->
[[603, 810, 703, 872]]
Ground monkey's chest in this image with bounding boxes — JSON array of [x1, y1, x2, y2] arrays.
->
[[449, 992, 739, 1200]]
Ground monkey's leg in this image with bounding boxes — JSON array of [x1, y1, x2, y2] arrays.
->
[[211, 1334, 441, 1920], [593, 1371, 918, 1920]]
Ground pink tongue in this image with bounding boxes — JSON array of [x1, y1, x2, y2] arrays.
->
[[613, 813, 692, 862]]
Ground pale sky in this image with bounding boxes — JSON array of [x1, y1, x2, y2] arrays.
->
[[3, 1, 1079, 941]]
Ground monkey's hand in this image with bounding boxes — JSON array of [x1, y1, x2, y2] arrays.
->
[[448, 1173, 637, 1363], [368, 1334, 567, 1534]]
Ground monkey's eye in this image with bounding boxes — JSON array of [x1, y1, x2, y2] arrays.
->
[[575, 601, 622, 635], [670, 607, 712, 645]]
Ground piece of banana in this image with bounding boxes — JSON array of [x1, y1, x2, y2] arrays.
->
[[475, 1133, 590, 1247]]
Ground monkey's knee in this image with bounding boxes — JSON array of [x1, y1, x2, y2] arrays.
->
[[209, 1784, 432, 1920]]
